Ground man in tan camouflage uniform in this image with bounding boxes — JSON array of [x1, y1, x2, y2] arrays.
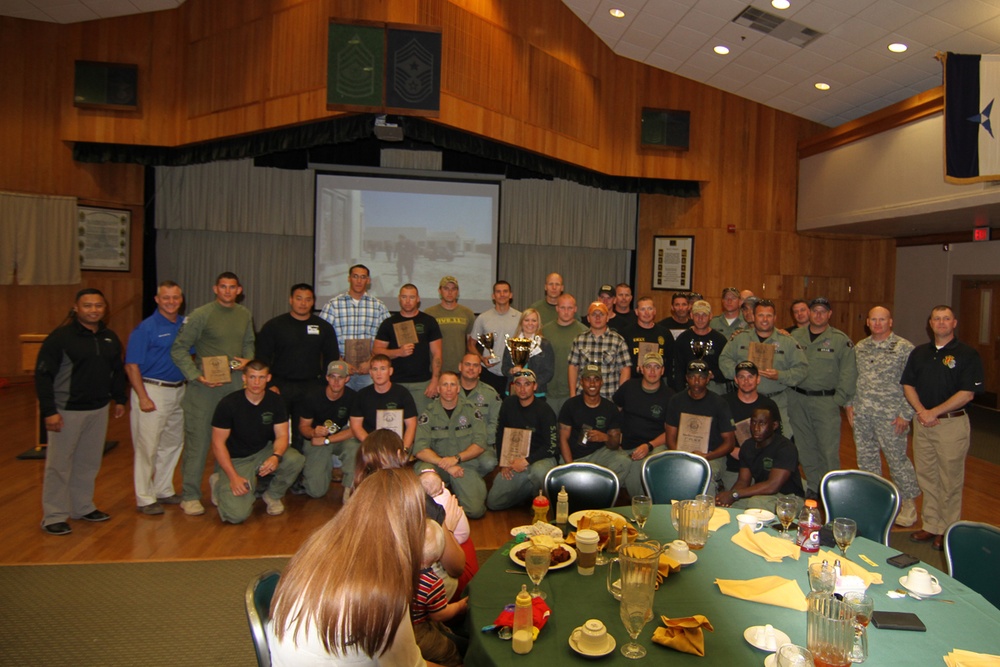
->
[[846, 306, 919, 526]]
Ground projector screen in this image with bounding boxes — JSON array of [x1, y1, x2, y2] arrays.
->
[[314, 173, 500, 313]]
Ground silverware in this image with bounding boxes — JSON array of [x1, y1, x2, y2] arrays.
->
[[894, 588, 954, 603]]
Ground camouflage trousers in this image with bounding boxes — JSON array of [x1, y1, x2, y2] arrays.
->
[[852, 411, 920, 499]]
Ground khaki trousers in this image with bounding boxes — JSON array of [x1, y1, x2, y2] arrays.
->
[[912, 414, 970, 535]]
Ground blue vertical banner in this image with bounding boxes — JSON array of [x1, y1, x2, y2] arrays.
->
[[945, 52, 1000, 183]]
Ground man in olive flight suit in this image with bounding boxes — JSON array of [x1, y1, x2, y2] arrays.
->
[[787, 297, 857, 498], [413, 370, 496, 518]]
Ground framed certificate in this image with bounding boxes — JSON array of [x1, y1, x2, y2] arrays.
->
[[652, 236, 693, 291]]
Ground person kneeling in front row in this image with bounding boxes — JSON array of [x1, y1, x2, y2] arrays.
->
[[209, 360, 304, 523]]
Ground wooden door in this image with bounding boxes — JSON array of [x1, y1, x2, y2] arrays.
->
[[959, 279, 1000, 409]]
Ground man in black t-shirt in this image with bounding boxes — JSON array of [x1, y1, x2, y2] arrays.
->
[[298, 360, 358, 502], [558, 365, 629, 483], [666, 360, 735, 489], [374, 283, 443, 415], [671, 300, 729, 394], [723, 361, 780, 489], [209, 360, 305, 524], [613, 352, 675, 496], [716, 404, 803, 509], [349, 354, 418, 450], [486, 369, 559, 511]]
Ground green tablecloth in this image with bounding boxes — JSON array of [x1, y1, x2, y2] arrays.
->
[[466, 505, 1000, 665]]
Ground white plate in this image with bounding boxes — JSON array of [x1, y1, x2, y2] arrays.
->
[[746, 508, 776, 523], [764, 653, 778, 667], [509, 542, 578, 570], [568, 509, 628, 528], [744, 626, 791, 652], [569, 630, 616, 658], [509, 523, 563, 539], [899, 575, 942, 597], [667, 550, 699, 566]]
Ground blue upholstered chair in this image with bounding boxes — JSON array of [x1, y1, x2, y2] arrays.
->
[[820, 470, 899, 546], [945, 520, 1000, 609], [245, 570, 280, 667], [544, 462, 619, 515], [640, 450, 712, 505]]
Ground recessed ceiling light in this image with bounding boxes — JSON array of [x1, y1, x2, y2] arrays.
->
[[609, 8, 625, 18], [888, 43, 908, 53], [772, 0, 790, 9], [714, 45, 730, 55], [815, 82, 831, 91]]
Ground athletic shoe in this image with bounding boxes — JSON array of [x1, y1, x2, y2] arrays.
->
[[80, 510, 110, 522], [180, 499, 205, 516], [138, 503, 164, 516], [156, 494, 182, 505], [42, 522, 72, 536], [894, 498, 917, 527], [263, 493, 285, 516]]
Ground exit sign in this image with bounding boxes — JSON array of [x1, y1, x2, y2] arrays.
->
[[973, 227, 991, 241]]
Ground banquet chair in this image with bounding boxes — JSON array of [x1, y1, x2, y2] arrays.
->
[[945, 521, 1000, 609], [640, 450, 712, 504], [245, 570, 280, 667], [544, 462, 619, 515], [820, 470, 899, 546]]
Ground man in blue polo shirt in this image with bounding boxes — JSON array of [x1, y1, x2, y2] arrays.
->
[[124, 281, 187, 515]]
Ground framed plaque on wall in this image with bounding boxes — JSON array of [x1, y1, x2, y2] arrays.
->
[[78, 206, 130, 271], [652, 235, 693, 291]]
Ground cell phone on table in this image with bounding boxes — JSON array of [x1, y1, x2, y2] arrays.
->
[[871, 611, 926, 632], [886, 553, 920, 568]]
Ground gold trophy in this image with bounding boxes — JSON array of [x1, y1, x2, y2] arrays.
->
[[505, 335, 533, 367], [476, 332, 497, 361], [690, 339, 713, 359]]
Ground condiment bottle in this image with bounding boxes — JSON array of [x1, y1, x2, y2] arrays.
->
[[512, 584, 534, 654], [555, 486, 569, 524], [796, 499, 822, 553], [532, 490, 549, 524]]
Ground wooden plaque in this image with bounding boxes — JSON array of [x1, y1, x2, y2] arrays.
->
[[201, 356, 232, 384], [677, 413, 711, 454], [499, 427, 532, 467], [748, 342, 775, 371]]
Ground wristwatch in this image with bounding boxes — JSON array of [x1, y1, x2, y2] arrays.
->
[[323, 437, 330, 445], [271, 453, 283, 463], [731, 491, 740, 500]]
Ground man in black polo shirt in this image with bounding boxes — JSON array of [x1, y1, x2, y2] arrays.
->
[[613, 352, 675, 496], [349, 353, 418, 450], [666, 360, 736, 490], [374, 283, 443, 416], [209, 360, 304, 524], [716, 404, 804, 510], [902, 305, 984, 551]]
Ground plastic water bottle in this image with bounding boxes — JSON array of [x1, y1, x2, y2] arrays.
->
[[555, 486, 569, 525], [796, 499, 822, 553], [512, 584, 534, 654]]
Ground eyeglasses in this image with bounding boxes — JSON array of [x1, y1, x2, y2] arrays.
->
[[512, 370, 535, 379]]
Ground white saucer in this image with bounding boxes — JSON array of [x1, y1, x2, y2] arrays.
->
[[899, 575, 942, 597], [744, 626, 791, 652], [569, 630, 616, 657], [668, 550, 698, 566], [746, 508, 776, 523], [764, 654, 778, 667]]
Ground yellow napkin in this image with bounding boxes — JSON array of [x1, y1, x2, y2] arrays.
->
[[708, 507, 730, 532], [731, 525, 802, 562], [945, 649, 1000, 666], [715, 576, 808, 611], [808, 550, 883, 587], [655, 553, 682, 588], [651, 615, 715, 656]]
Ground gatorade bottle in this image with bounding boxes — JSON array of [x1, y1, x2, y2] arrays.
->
[[796, 499, 822, 553]]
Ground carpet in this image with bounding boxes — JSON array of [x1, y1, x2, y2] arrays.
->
[[0, 557, 288, 667]]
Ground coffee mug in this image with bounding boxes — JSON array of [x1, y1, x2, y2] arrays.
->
[[737, 513, 765, 532], [668, 539, 690, 562], [572, 619, 609, 653], [906, 566, 939, 594]]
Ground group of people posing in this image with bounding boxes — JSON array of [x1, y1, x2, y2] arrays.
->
[[35, 268, 983, 557]]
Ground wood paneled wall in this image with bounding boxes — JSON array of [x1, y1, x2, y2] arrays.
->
[[0, 0, 895, 377]]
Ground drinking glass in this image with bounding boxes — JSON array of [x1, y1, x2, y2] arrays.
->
[[619, 581, 654, 659], [776, 495, 798, 541], [523, 545, 551, 599], [832, 518, 858, 558], [777, 644, 815, 667], [844, 592, 874, 663], [592, 516, 613, 565], [808, 562, 837, 594], [631, 495, 652, 540]]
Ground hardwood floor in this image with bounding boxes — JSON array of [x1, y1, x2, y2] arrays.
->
[[1, 379, 997, 565]]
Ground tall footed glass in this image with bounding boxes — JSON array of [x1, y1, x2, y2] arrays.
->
[[616, 542, 660, 659]]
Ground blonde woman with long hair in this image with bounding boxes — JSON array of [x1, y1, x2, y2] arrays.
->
[[500, 307, 554, 397], [268, 468, 444, 666]]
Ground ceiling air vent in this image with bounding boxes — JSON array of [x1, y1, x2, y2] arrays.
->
[[732, 5, 823, 48]]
